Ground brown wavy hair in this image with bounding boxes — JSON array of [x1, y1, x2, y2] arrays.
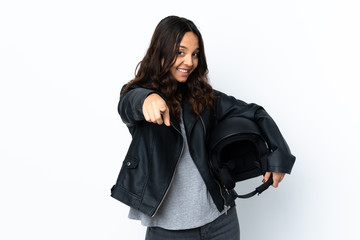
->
[[121, 15, 214, 122]]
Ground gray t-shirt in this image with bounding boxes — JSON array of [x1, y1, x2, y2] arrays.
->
[[128, 114, 226, 230]]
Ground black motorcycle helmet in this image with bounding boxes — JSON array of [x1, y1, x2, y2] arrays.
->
[[208, 117, 273, 198]]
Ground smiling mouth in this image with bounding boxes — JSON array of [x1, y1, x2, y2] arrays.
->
[[177, 68, 189, 73]]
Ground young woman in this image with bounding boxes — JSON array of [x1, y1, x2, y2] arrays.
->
[[111, 15, 295, 240]]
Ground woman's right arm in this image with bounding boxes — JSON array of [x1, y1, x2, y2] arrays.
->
[[118, 84, 156, 127], [118, 84, 170, 127]]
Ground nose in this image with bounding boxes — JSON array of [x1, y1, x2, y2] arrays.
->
[[184, 54, 193, 67]]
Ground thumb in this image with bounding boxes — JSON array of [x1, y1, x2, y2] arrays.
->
[[160, 106, 171, 127], [263, 172, 271, 183]]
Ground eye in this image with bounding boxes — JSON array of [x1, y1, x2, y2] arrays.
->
[[192, 52, 199, 57], [178, 51, 185, 56]]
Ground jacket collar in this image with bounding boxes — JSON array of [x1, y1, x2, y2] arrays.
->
[[169, 103, 195, 136], [171, 102, 210, 140], [182, 102, 197, 140]]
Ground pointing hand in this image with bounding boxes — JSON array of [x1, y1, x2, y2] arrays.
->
[[142, 93, 171, 126]]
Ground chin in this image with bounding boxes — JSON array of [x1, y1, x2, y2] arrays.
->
[[176, 78, 188, 83]]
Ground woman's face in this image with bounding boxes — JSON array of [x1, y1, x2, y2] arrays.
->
[[170, 32, 199, 83]]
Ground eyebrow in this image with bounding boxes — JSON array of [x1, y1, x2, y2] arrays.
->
[[179, 45, 200, 51]]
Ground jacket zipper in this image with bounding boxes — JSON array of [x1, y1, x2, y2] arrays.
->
[[151, 121, 185, 217], [199, 116, 206, 136], [200, 117, 228, 214], [208, 156, 228, 215]]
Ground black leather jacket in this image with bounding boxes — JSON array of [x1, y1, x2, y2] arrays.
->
[[111, 84, 295, 217]]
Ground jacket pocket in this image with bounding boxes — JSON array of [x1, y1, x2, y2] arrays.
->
[[115, 155, 146, 197], [124, 157, 138, 169]]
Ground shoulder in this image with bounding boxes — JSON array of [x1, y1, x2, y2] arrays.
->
[[212, 88, 247, 107]]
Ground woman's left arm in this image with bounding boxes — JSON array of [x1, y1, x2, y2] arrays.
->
[[214, 90, 296, 186]]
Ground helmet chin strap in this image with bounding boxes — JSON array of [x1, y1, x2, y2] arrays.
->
[[231, 174, 273, 199]]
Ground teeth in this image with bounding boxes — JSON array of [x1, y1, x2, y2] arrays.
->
[[178, 68, 188, 73]]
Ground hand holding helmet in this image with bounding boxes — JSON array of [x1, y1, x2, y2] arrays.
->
[[209, 117, 286, 198]]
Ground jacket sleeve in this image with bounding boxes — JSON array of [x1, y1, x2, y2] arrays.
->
[[118, 84, 156, 127], [214, 90, 296, 174]]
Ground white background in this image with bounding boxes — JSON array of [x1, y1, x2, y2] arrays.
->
[[1, 0, 359, 239]]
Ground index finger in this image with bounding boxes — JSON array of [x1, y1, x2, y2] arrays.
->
[[160, 106, 171, 127]]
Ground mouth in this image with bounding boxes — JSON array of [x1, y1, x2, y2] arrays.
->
[[177, 68, 190, 73]]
